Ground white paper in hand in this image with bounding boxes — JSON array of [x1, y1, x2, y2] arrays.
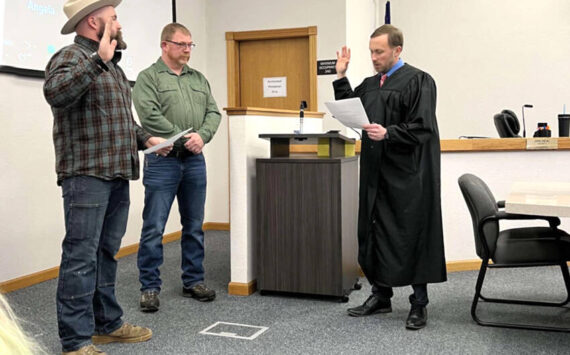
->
[[143, 127, 193, 154], [324, 98, 370, 128]]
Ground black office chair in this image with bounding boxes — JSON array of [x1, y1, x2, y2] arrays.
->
[[458, 173, 570, 332], [494, 109, 521, 138]]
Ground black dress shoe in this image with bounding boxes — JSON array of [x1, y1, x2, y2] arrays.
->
[[406, 306, 427, 330], [347, 295, 392, 317]]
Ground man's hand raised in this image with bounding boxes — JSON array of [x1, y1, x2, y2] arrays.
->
[[336, 46, 351, 79], [98, 20, 117, 63]]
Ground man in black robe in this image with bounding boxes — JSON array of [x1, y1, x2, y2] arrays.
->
[[333, 24, 447, 330]]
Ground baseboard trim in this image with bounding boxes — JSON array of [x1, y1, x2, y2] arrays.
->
[[357, 260, 484, 279], [114, 231, 182, 259], [226, 260, 485, 297], [0, 223, 230, 294], [204, 222, 230, 231], [228, 280, 257, 296], [446, 259, 483, 272], [2, 249, 565, 294], [0, 266, 61, 294]]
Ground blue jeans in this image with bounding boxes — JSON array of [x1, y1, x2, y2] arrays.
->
[[137, 153, 207, 292], [57, 176, 127, 352]]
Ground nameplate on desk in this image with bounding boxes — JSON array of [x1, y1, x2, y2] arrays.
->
[[526, 138, 558, 150]]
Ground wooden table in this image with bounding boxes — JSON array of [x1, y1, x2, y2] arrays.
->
[[505, 182, 570, 217]]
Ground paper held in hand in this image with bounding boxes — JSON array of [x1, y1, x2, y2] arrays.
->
[[143, 127, 193, 154], [324, 98, 370, 129]]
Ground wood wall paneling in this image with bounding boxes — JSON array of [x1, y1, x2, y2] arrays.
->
[[239, 37, 310, 111], [226, 26, 318, 111]]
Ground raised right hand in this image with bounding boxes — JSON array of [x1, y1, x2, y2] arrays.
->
[[97, 20, 117, 63], [336, 46, 351, 78]]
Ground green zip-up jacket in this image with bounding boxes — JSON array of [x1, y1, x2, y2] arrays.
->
[[132, 57, 221, 149]]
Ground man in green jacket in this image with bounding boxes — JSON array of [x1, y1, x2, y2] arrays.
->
[[133, 23, 221, 312]]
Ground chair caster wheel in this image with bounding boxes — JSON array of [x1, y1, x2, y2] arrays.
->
[[353, 282, 362, 290], [339, 296, 349, 303]]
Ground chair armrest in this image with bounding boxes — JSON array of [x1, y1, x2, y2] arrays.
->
[[496, 200, 505, 208], [495, 210, 561, 228], [478, 212, 563, 258]]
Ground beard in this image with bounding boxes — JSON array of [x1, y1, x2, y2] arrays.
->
[[114, 30, 127, 50], [96, 26, 127, 50]]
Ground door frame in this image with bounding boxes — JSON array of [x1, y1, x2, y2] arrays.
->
[[225, 26, 318, 111]]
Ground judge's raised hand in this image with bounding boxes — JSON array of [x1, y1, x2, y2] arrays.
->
[[362, 123, 387, 141], [336, 46, 351, 78], [98, 20, 117, 63]]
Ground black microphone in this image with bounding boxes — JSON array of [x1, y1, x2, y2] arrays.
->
[[299, 100, 307, 133], [521, 104, 533, 138], [300, 101, 307, 116]]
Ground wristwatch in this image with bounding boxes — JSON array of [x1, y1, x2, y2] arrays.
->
[[90, 52, 109, 71]]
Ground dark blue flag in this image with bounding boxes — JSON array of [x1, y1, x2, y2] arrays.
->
[[385, 1, 391, 24]]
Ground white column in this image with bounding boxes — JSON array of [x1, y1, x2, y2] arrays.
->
[[228, 115, 323, 284]]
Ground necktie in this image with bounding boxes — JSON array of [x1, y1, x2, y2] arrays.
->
[[380, 74, 387, 87]]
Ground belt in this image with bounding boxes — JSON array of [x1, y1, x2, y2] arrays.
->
[[166, 148, 194, 159]]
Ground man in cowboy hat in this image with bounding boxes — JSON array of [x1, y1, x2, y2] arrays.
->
[[44, 1, 171, 354]]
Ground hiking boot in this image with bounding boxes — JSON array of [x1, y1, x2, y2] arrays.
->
[[62, 344, 106, 355], [183, 283, 216, 302], [140, 290, 160, 312], [92, 322, 152, 344]]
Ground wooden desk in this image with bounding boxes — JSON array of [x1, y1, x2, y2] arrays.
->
[[506, 182, 570, 217]]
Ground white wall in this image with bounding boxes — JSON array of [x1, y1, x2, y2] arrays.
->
[[345, 0, 376, 94], [228, 115, 324, 284], [0, 80, 187, 283], [0, 75, 61, 278], [177, 0, 349, 228], [442, 151, 570, 261], [3, 0, 570, 284], [0, 2, 206, 283], [393, 0, 570, 139]]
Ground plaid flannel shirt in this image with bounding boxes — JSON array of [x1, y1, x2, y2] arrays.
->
[[44, 36, 151, 185]]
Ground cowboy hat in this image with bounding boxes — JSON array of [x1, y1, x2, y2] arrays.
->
[[61, 0, 122, 35]]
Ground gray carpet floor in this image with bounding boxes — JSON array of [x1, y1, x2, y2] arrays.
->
[[6, 230, 570, 354]]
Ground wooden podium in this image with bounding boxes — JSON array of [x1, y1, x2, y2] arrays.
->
[[256, 133, 360, 300]]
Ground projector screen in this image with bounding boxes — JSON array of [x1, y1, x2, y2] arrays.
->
[[0, 0, 173, 81]]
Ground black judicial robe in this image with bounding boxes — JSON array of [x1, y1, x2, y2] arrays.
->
[[333, 64, 447, 287]]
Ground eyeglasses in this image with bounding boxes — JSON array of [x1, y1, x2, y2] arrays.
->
[[165, 40, 196, 50]]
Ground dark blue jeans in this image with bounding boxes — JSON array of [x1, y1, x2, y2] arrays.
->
[[137, 153, 207, 292], [57, 176, 127, 352]]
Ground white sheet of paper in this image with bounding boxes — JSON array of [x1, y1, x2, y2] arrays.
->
[[263, 76, 287, 98], [324, 98, 370, 128], [143, 127, 193, 154]]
